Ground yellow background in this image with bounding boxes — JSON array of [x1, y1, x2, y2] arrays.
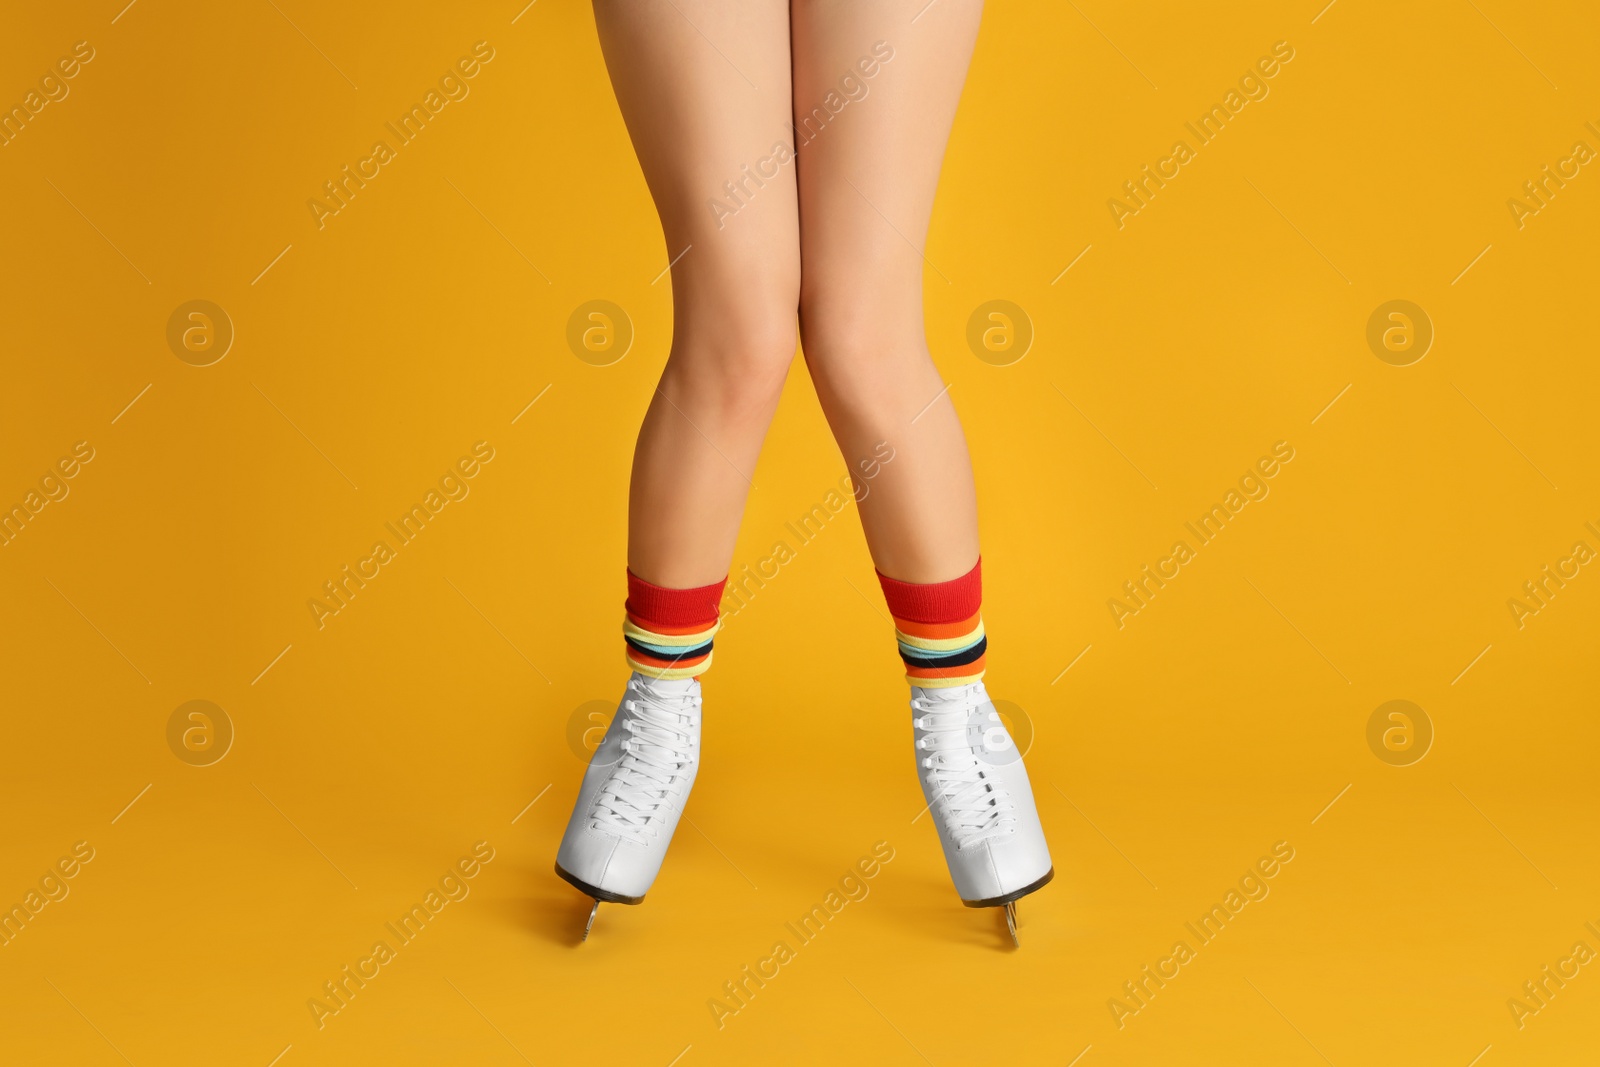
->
[[3, 1, 1597, 1064]]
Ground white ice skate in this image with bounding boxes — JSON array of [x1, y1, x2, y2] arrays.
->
[[912, 681, 1053, 945], [555, 673, 701, 940]]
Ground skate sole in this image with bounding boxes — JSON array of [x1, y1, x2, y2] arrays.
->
[[555, 862, 645, 905], [961, 867, 1054, 908]]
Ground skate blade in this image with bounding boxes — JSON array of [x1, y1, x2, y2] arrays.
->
[[1004, 900, 1019, 947], [582, 898, 600, 942]]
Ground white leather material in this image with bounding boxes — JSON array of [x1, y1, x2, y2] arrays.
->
[[911, 681, 1053, 904], [556, 674, 701, 901]]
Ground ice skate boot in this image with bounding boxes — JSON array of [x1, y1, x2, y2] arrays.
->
[[555, 673, 701, 939], [912, 680, 1052, 945]]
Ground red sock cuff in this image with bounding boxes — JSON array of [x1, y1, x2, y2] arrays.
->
[[875, 557, 982, 624], [625, 570, 727, 629]]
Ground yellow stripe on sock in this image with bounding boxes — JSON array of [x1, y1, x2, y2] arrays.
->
[[623, 618, 720, 648], [909, 670, 985, 688]]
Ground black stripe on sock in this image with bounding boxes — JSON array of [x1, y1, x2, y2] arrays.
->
[[900, 635, 987, 670]]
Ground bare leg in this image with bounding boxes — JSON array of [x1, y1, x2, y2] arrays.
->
[[790, 0, 984, 583], [594, 0, 801, 587]]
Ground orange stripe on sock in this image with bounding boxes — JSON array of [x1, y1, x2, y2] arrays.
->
[[625, 612, 717, 637], [627, 649, 710, 670], [893, 610, 982, 641], [905, 654, 987, 680]]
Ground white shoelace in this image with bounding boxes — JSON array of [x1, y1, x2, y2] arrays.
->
[[591, 682, 697, 843], [915, 690, 1017, 849]]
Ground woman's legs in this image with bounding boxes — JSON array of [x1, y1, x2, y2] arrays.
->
[[560, 2, 800, 930], [593, 0, 801, 588], [789, 0, 984, 584], [791, 3, 1051, 931]]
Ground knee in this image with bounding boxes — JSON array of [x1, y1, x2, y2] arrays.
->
[[797, 279, 923, 409], [671, 277, 798, 419], [678, 306, 796, 418]]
